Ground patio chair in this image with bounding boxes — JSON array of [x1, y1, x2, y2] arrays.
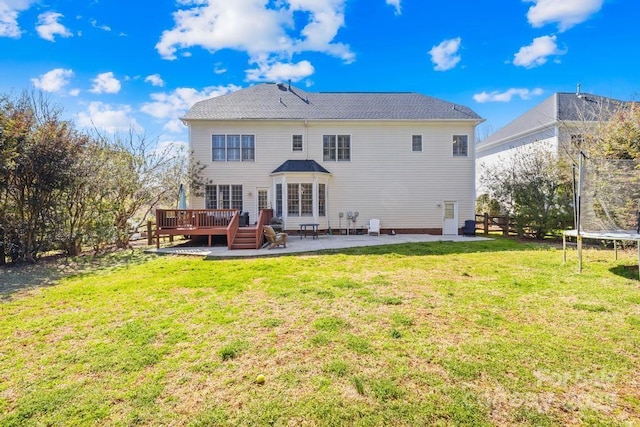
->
[[263, 225, 287, 249], [368, 218, 380, 236]]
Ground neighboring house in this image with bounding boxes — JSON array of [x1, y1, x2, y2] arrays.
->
[[476, 89, 626, 191], [181, 82, 483, 235]]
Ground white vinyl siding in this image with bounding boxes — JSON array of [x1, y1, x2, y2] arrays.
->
[[191, 120, 476, 231]]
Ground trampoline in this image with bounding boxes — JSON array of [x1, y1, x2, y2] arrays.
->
[[563, 153, 640, 278]]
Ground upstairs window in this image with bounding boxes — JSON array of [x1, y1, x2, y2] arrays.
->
[[227, 135, 240, 161], [323, 134, 350, 161], [292, 135, 303, 151], [453, 135, 468, 157], [412, 135, 423, 152], [242, 135, 255, 161], [212, 134, 255, 161]]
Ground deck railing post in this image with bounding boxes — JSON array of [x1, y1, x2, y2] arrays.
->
[[503, 216, 509, 236]]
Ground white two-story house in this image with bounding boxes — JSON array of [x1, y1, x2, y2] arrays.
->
[[181, 82, 483, 235], [476, 90, 627, 192]]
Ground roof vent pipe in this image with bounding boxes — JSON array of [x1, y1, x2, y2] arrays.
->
[[576, 83, 582, 98], [288, 79, 291, 91]]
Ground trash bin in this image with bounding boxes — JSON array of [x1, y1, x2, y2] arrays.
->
[[239, 211, 250, 227], [462, 220, 476, 236]]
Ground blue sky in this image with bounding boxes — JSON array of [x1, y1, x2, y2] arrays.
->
[[0, 0, 638, 147]]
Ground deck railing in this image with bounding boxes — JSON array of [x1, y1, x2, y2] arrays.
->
[[254, 209, 274, 248], [156, 209, 237, 230]]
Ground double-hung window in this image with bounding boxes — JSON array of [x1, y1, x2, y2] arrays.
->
[[412, 135, 423, 152], [292, 135, 303, 151], [452, 135, 468, 157], [323, 135, 350, 161], [212, 134, 255, 161], [212, 135, 226, 161], [242, 135, 255, 161], [205, 184, 243, 210], [227, 135, 241, 161]]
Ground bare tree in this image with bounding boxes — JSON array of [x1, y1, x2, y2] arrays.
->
[[480, 145, 573, 238]]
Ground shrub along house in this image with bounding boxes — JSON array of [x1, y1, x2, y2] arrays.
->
[[157, 82, 483, 249]]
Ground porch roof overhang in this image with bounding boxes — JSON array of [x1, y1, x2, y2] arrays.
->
[[271, 159, 331, 175]]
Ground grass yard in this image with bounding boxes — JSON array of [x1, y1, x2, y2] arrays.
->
[[1, 239, 639, 426]]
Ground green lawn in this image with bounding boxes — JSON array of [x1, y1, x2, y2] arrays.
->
[[1, 239, 639, 426]]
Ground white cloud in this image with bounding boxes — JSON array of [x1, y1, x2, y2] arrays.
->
[[0, 0, 36, 38], [69, 88, 80, 96], [473, 88, 544, 103], [214, 63, 227, 74], [156, 0, 292, 60], [513, 35, 566, 68], [145, 74, 165, 87], [140, 84, 241, 132], [90, 72, 121, 94], [90, 19, 111, 32], [429, 37, 462, 71], [36, 11, 73, 42], [30, 68, 74, 92], [156, 0, 354, 79], [288, 0, 354, 63], [526, 0, 604, 32], [246, 60, 314, 82], [386, 0, 401, 15], [76, 102, 143, 134]]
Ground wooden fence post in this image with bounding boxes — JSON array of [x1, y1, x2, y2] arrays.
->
[[503, 216, 509, 236], [147, 221, 153, 246], [483, 213, 489, 235]]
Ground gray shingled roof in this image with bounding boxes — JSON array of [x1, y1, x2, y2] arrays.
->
[[182, 83, 482, 121], [480, 92, 626, 146], [271, 160, 330, 174]]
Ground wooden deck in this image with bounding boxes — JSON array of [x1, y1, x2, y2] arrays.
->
[[155, 209, 273, 250]]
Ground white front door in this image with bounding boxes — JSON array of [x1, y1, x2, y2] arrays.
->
[[443, 201, 458, 235]]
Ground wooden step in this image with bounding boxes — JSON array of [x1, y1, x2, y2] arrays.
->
[[230, 227, 261, 250]]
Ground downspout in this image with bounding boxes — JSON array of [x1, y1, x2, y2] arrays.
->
[[304, 120, 309, 160]]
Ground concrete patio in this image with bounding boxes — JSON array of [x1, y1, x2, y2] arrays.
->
[[146, 233, 491, 259]]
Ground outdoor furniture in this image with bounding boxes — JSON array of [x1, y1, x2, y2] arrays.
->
[[462, 220, 476, 236], [299, 223, 319, 239], [263, 225, 287, 249], [368, 219, 380, 236]]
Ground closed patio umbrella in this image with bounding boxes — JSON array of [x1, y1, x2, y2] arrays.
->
[[177, 184, 187, 210]]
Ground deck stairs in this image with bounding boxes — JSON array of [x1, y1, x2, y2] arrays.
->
[[230, 226, 263, 250]]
